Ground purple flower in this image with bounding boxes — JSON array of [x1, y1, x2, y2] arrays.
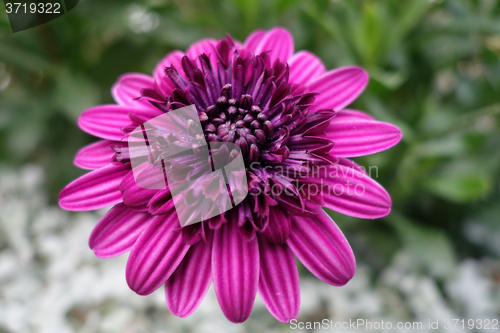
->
[[59, 28, 402, 323]]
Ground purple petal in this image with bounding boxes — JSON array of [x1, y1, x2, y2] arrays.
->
[[77, 105, 132, 140], [111, 73, 155, 108], [243, 29, 266, 52], [255, 27, 294, 63], [320, 163, 392, 218], [308, 66, 369, 111], [327, 120, 402, 157], [262, 206, 290, 245], [334, 108, 375, 121], [89, 203, 151, 258], [165, 239, 212, 317], [78, 105, 162, 140], [257, 237, 299, 322], [153, 50, 185, 95], [74, 140, 125, 170], [213, 221, 259, 323], [120, 171, 159, 210], [126, 212, 190, 295], [186, 38, 217, 63], [59, 163, 130, 211], [148, 189, 173, 215], [287, 210, 355, 285], [288, 50, 326, 85], [337, 158, 367, 175]]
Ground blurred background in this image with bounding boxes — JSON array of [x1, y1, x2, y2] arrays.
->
[[1, 0, 500, 332]]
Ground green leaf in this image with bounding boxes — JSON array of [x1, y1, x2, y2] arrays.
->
[[371, 66, 408, 90], [54, 70, 100, 121], [424, 173, 492, 203], [413, 135, 466, 158], [386, 0, 431, 51], [303, 3, 359, 64]]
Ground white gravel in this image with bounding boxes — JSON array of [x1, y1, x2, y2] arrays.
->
[[0, 165, 499, 333]]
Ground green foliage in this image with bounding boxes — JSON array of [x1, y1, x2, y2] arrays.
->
[[1, 0, 499, 272]]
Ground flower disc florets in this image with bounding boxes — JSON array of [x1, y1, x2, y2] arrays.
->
[[123, 36, 338, 241]]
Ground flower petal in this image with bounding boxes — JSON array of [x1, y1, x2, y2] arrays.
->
[[257, 237, 299, 322], [255, 27, 294, 63], [77, 105, 131, 140], [262, 206, 290, 245], [165, 238, 212, 317], [337, 157, 367, 175], [59, 163, 130, 211], [126, 210, 190, 295], [287, 210, 355, 285], [243, 29, 266, 52], [78, 105, 162, 140], [308, 66, 369, 111], [153, 50, 185, 95], [186, 38, 217, 62], [89, 203, 151, 258], [120, 170, 159, 210], [74, 140, 125, 170], [334, 109, 375, 122], [318, 163, 392, 218], [327, 120, 402, 157], [288, 50, 326, 85], [111, 73, 155, 108], [213, 221, 259, 323]]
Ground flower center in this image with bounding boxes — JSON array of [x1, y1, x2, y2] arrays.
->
[[113, 36, 341, 237], [200, 84, 274, 163], [128, 36, 335, 182]]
